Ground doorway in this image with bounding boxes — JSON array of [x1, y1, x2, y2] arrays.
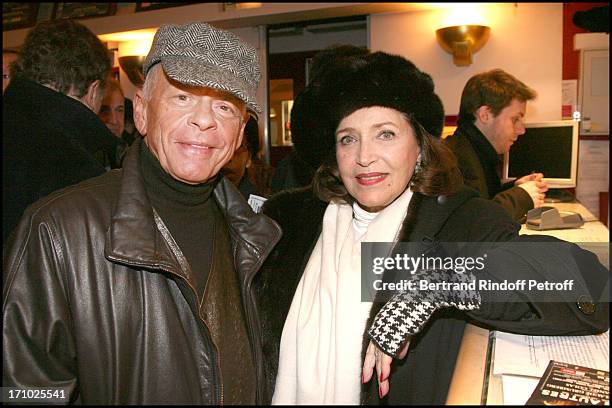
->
[[267, 16, 367, 168]]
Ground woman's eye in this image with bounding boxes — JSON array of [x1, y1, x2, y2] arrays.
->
[[338, 135, 356, 145], [378, 130, 395, 140]]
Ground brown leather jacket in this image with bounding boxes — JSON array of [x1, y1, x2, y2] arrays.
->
[[3, 139, 282, 404]]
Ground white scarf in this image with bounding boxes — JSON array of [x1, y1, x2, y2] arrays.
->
[[273, 188, 414, 404]]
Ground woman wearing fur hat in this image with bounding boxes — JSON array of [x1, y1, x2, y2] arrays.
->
[[253, 52, 608, 404]]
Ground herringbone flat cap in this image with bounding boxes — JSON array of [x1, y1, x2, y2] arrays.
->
[[144, 22, 261, 113]]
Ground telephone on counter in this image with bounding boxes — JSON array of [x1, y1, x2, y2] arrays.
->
[[525, 206, 584, 230]]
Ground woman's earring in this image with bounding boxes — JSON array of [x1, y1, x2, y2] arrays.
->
[[414, 154, 423, 174], [410, 154, 423, 187]]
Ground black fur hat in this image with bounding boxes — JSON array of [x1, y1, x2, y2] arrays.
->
[[291, 46, 370, 174], [323, 52, 445, 142]]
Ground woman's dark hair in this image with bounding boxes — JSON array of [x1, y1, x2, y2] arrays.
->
[[11, 20, 111, 97], [312, 51, 462, 205]]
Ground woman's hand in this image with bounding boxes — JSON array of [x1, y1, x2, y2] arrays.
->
[[362, 339, 410, 398]]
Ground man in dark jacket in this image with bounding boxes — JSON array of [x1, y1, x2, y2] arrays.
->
[[445, 69, 549, 222], [2, 20, 119, 241], [3, 22, 281, 404]]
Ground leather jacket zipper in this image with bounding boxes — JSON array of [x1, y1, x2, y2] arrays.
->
[[198, 257, 224, 406], [109, 256, 223, 404], [153, 211, 224, 404], [170, 268, 224, 405]]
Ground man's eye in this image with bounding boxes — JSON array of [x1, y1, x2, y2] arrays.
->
[[214, 102, 238, 117], [177, 94, 189, 102]]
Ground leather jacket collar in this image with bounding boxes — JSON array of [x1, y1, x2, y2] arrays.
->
[[105, 138, 282, 278]]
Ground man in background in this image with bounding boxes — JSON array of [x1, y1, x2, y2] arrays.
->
[[224, 115, 274, 199], [98, 78, 126, 139], [2, 48, 19, 93], [445, 69, 548, 222], [2, 20, 118, 241], [98, 77, 129, 166]]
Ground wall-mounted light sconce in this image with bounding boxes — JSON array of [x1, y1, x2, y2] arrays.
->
[[117, 38, 153, 88], [118, 55, 146, 87], [99, 31, 155, 88], [436, 25, 491, 66]]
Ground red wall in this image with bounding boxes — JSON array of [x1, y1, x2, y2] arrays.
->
[[562, 2, 608, 80]]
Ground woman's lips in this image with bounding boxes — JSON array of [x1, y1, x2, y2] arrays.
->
[[356, 172, 387, 186]]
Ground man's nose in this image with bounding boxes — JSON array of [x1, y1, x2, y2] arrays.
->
[[111, 111, 121, 124], [190, 100, 216, 131]]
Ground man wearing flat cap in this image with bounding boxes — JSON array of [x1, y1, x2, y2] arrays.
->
[[3, 22, 280, 404]]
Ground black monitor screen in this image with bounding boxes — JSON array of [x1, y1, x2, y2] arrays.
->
[[508, 125, 573, 179]]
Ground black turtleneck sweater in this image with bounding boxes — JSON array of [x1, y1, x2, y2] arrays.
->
[[139, 141, 256, 404], [140, 140, 220, 296]]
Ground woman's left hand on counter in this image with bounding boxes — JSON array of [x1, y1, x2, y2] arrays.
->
[[362, 339, 410, 398]]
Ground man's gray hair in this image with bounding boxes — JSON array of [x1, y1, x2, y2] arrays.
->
[[142, 64, 162, 102]]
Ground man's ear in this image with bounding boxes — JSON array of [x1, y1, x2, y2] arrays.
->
[[474, 105, 492, 125], [133, 89, 148, 136], [83, 79, 102, 112]]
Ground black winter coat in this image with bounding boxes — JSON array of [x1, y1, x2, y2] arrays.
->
[[2, 78, 119, 241], [253, 186, 609, 405]]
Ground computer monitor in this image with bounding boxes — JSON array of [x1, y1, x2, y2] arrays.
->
[[503, 120, 579, 189]]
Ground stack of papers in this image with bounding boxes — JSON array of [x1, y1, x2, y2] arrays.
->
[[492, 330, 609, 404]]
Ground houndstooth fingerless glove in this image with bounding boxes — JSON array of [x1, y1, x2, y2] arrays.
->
[[368, 269, 481, 357]]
